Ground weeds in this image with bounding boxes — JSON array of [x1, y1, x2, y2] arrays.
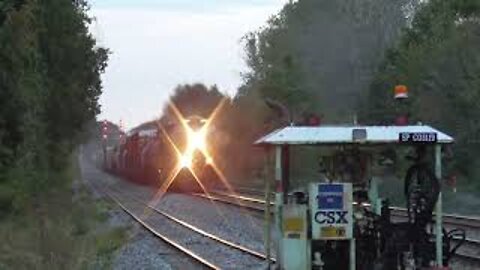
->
[[0, 159, 127, 270]]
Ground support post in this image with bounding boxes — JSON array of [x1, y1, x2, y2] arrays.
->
[[435, 145, 443, 266], [281, 145, 290, 203], [350, 239, 356, 270], [264, 146, 272, 269], [369, 177, 381, 215], [274, 146, 283, 266]]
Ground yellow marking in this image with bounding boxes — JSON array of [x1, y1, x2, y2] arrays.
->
[[284, 217, 304, 232], [320, 226, 346, 238]]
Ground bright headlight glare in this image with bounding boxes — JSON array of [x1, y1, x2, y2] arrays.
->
[[180, 154, 192, 168]]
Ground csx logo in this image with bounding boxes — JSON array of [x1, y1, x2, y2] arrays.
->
[[314, 211, 348, 224]]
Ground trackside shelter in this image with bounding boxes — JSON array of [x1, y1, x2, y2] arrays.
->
[[255, 125, 454, 270]]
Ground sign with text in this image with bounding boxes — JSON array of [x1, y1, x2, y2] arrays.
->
[[399, 132, 437, 143], [309, 183, 353, 240]]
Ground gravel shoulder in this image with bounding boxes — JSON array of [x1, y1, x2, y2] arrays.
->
[[79, 155, 201, 270]]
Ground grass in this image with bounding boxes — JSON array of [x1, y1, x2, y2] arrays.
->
[[96, 227, 128, 257], [0, 158, 128, 270]]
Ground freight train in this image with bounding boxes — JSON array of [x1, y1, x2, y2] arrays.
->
[[104, 115, 219, 192]]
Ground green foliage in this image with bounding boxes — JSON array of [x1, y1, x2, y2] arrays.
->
[[219, 0, 418, 182], [0, 0, 108, 213], [165, 83, 225, 119], [232, 0, 480, 187], [363, 0, 480, 179], [0, 183, 126, 270], [241, 0, 415, 123], [95, 227, 127, 257]]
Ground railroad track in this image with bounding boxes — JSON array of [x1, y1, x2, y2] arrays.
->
[[109, 186, 274, 261], [200, 188, 480, 265], [82, 176, 274, 269], [215, 187, 480, 229]]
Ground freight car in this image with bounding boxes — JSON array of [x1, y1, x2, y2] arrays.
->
[[105, 116, 219, 192]]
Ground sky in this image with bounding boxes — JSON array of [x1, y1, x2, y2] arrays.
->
[[89, 0, 288, 129]]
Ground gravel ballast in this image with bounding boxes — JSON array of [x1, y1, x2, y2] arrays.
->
[[108, 175, 272, 257], [79, 155, 202, 270]]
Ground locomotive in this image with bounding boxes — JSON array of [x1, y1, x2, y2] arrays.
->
[[104, 115, 219, 192]]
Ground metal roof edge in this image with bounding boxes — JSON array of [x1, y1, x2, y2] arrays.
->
[[254, 127, 286, 145], [254, 125, 455, 145]]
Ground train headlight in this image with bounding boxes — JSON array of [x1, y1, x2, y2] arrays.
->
[[180, 129, 208, 169], [206, 156, 213, 165], [189, 130, 207, 152], [180, 154, 192, 168]]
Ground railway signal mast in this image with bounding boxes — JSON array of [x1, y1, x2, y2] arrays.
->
[[101, 120, 108, 166], [119, 119, 125, 142], [395, 84, 409, 125]]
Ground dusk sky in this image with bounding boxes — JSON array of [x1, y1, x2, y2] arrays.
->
[[89, 0, 288, 129]]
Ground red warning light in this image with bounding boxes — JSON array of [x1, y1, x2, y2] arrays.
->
[[308, 115, 321, 126], [101, 120, 109, 140], [395, 115, 409, 126], [305, 114, 321, 126], [394, 85, 408, 99]]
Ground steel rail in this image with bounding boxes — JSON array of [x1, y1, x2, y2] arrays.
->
[[226, 187, 480, 227], [107, 193, 220, 270], [109, 187, 274, 263], [389, 207, 480, 229], [193, 193, 265, 213], [454, 252, 480, 263], [83, 177, 220, 270], [205, 189, 480, 264]]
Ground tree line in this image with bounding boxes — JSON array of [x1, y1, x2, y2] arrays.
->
[[165, 0, 480, 187], [0, 0, 108, 215]]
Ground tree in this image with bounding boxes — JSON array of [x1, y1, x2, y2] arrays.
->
[[164, 83, 225, 119], [241, 0, 417, 123], [363, 0, 480, 178], [218, 0, 420, 183], [0, 0, 109, 213]]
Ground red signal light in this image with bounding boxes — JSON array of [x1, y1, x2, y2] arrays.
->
[[395, 115, 409, 126], [101, 120, 109, 138], [305, 114, 321, 126], [394, 85, 408, 99]]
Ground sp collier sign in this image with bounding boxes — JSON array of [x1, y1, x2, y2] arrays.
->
[[309, 183, 353, 240], [399, 132, 437, 143]]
